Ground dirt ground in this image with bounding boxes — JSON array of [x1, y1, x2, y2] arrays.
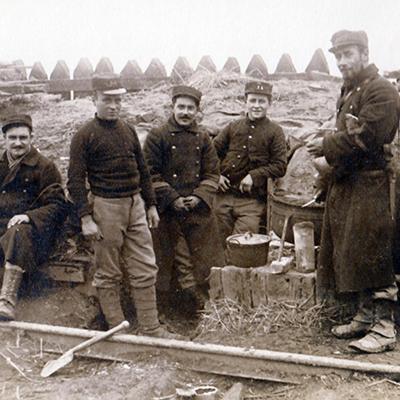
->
[[2, 286, 400, 399], [1, 74, 400, 399]]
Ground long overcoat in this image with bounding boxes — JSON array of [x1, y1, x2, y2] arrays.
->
[[0, 147, 66, 271], [318, 64, 400, 293]]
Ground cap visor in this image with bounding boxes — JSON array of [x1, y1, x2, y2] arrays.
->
[[101, 88, 127, 95]]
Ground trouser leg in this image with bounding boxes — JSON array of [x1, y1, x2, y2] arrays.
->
[[92, 196, 127, 327], [214, 193, 235, 249], [175, 228, 196, 290], [232, 196, 265, 235]]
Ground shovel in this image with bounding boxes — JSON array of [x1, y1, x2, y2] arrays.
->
[[40, 320, 130, 378], [268, 214, 293, 273]]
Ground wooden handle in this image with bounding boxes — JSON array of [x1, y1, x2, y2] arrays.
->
[[68, 320, 130, 354], [277, 215, 291, 261]]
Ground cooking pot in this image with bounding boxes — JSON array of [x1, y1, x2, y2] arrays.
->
[[226, 232, 271, 268]]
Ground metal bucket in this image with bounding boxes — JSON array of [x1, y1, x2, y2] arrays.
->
[[226, 232, 271, 268]]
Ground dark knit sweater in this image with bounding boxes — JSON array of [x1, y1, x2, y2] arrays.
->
[[67, 115, 156, 217]]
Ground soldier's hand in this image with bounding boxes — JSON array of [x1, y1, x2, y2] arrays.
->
[[172, 197, 189, 212], [7, 214, 30, 229], [218, 175, 231, 192], [239, 174, 253, 193], [147, 205, 160, 229], [81, 215, 103, 240], [345, 113, 363, 135], [306, 137, 324, 157], [183, 195, 201, 210]]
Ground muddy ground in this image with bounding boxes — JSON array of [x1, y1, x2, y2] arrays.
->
[[1, 74, 400, 399]]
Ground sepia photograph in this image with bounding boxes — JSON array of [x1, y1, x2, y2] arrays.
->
[[0, 0, 400, 398]]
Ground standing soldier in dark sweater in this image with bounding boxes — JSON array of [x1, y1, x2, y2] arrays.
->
[[68, 74, 181, 338], [308, 30, 400, 353], [213, 82, 287, 246], [143, 86, 224, 311]]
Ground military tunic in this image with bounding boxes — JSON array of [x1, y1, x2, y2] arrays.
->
[[319, 64, 400, 293], [143, 117, 224, 287]]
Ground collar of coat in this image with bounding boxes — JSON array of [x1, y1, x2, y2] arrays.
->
[[245, 115, 270, 126], [167, 116, 200, 134], [1, 146, 41, 167], [343, 63, 379, 89]]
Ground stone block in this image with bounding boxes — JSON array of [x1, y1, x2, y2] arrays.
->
[[120, 60, 143, 78], [196, 55, 217, 73], [50, 60, 70, 80], [171, 56, 193, 83], [73, 57, 93, 79], [222, 57, 241, 74], [275, 53, 297, 73], [245, 54, 268, 79], [305, 49, 330, 75], [144, 58, 167, 79], [29, 61, 48, 80], [95, 57, 114, 74]]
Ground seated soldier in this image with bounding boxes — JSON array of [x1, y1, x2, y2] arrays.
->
[[0, 114, 66, 321]]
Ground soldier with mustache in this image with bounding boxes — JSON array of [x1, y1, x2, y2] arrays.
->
[[143, 85, 224, 314]]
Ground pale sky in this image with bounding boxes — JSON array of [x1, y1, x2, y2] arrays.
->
[[1, 0, 399, 77]]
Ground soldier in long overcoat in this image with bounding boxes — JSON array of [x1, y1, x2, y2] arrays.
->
[[0, 114, 66, 321], [308, 30, 400, 353], [143, 85, 224, 311]]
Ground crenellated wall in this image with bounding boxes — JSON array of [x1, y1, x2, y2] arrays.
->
[[0, 51, 341, 98]]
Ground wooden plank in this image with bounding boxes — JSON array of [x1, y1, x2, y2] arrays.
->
[[209, 267, 223, 301], [2, 321, 400, 379]]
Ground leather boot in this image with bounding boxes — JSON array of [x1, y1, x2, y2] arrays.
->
[[0, 264, 24, 321], [97, 287, 125, 329], [132, 286, 185, 340], [349, 299, 396, 353], [331, 295, 373, 339]]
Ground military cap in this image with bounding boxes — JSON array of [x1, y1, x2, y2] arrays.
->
[[2, 114, 32, 134], [245, 81, 273, 97], [92, 73, 127, 95], [329, 30, 368, 53], [172, 85, 202, 104]]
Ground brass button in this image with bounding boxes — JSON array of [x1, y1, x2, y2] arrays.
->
[[237, 155, 241, 158], [249, 135, 253, 139], [172, 145, 176, 150], [195, 174, 199, 178], [243, 145, 247, 149], [356, 87, 361, 92], [173, 174, 177, 178], [196, 146, 200, 150], [195, 161, 200, 165]]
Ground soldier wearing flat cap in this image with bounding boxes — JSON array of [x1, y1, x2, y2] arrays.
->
[[213, 81, 287, 248], [143, 85, 224, 313], [0, 113, 66, 321], [307, 30, 400, 353], [68, 74, 182, 339]]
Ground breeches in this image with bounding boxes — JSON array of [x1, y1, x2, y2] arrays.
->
[[91, 194, 158, 289]]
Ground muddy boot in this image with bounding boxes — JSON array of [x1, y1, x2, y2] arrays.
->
[[0, 264, 24, 321], [97, 287, 125, 329], [132, 285, 185, 340], [349, 300, 396, 353], [331, 295, 373, 339]]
